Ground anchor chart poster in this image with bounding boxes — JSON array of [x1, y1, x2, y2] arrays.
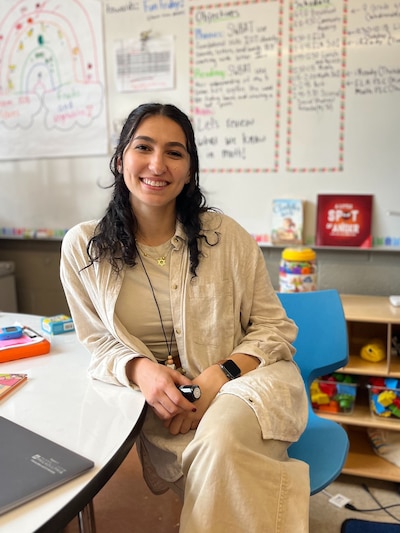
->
[[0, 0, 107, 160]]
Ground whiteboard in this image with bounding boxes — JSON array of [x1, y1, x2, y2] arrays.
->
[[0, 0, 399, 247]]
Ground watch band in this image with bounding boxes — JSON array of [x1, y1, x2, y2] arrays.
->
[[219, 359, 241, 380]]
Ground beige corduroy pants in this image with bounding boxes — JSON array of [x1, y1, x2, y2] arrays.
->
[[168, 394, 310, 533]]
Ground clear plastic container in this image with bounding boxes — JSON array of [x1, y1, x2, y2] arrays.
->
[[367, 384, 400, 420], [279, 247, 317, 293], [311, 379, 358, 414]]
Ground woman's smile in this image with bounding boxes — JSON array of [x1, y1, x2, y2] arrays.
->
[[140, 178, 169, 188]]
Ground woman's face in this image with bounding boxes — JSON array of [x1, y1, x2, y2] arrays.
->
[[121, 115, 191, 212]]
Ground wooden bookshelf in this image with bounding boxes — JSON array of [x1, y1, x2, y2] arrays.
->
[[318, 295, 400, 482]]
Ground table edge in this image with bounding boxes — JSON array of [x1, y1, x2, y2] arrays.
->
[[34, 402, 148, 533]]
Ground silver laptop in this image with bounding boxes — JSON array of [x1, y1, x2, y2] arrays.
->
[[0, 416, 94, 515]]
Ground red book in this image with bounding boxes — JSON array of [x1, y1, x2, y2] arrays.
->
[[316, 194, 373, 248]]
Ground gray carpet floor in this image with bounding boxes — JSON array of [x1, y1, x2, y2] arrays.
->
[[310, 474, 400, 532]]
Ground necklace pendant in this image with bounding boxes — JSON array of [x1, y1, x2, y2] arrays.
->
[[157, 256, 166, 267]]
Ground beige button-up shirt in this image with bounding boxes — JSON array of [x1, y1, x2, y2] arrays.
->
[[60, 212, 307, 450]]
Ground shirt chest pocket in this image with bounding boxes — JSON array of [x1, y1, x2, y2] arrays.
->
[[188, 280, 235, 347]]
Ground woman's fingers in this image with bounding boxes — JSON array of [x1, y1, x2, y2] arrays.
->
[[150, 383, 195, 421], [168, 414, 193, 435]]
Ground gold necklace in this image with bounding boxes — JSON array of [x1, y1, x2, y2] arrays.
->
[[136, 241, 171, 267]]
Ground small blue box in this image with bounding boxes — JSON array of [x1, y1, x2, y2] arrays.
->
[[41, 314, 75, 335]]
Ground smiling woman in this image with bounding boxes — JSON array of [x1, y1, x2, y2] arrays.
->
[[121, 115, 191, 218], [60, 102, 310, 533]]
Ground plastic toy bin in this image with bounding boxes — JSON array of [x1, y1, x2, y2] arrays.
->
[[311, 378, 358, 414], [367, 380, 400, 420]]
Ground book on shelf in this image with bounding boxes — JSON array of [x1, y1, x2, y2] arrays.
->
[[0, 326, 50, 363], [316, 194, 373, 248], [271, 199, 304, 245], [0, 373, 27, 400]]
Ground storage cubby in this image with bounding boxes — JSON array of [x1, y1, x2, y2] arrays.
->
[[317, 294, 400, 482]]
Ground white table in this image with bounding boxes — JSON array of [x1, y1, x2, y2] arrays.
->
[[0, 313, 146, 533]]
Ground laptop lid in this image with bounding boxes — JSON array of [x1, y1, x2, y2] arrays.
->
[[0, 416, 94, 515]]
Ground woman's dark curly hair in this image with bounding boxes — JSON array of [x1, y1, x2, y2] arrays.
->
[[87, 103, 211, 276]]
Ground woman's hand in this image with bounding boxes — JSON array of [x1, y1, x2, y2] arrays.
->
[[164, 364, 228, 435], [126, 357, 196, 421], [164, 354, 259, 435]]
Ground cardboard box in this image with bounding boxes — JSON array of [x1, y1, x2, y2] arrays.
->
[[41, 315, 74, 335]]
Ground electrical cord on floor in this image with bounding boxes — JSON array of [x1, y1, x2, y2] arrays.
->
[[343, 484, 400, 523], [322, 486, 400, 523]]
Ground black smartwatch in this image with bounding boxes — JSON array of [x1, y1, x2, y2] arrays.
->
[[219, 359, 241, 380]]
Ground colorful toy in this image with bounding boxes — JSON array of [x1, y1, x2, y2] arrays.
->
[[279, 247, 317, 293], [311, 373, 358, 414], [360, 338, 386, 363], [368, 377, 400, 419]]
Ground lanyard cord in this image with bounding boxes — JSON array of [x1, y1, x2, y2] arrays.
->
[[136, 249, 174, 356]]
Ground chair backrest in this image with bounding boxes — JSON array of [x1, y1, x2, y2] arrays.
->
[[277, 289, 349, 390], [277, 289, 350, 494]]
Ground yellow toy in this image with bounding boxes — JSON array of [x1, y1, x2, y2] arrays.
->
[[360, 338, 386, 363], [377, 390, 396, 407], [310, 381, 328, 404]]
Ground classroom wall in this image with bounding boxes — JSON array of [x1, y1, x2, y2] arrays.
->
[[1, 0, 400, 246], [0, 241, 398, 316]]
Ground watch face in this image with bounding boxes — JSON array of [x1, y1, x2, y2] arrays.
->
[[223, 359, 241, 378]]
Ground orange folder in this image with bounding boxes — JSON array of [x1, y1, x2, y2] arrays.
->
[[0, 327, 50, 363]]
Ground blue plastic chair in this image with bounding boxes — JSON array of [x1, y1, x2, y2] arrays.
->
[[277, 289, 350, 495]]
